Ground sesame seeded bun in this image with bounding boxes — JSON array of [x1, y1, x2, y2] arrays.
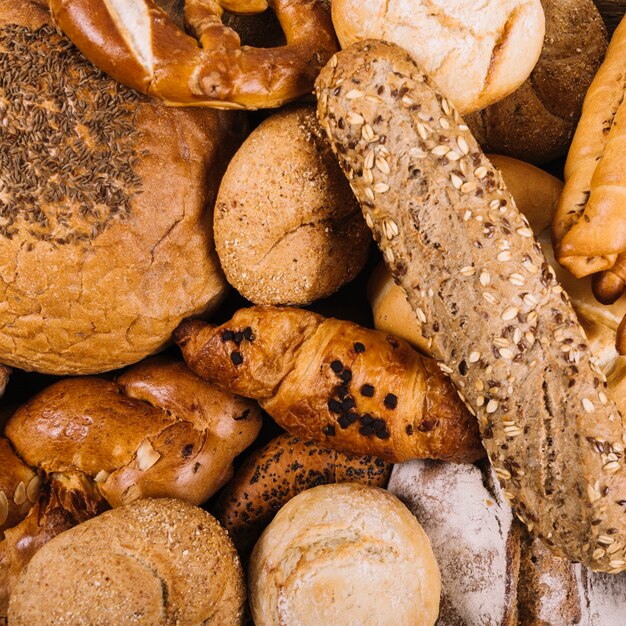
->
[[0, 1, 242, 374], [331, 0, 545, 115], [249, 483, 441, 626], [214, 105, 370, 306], [8, 498, 246, 625]]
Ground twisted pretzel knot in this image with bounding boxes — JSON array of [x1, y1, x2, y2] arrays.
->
[[49, 0, 338, 109]]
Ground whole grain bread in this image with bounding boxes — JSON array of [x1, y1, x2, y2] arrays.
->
[[316, 40, 626, 572]]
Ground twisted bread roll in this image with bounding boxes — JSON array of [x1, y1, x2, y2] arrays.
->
[[0, 357, 260, 617], [213, 434, 391, 554], [315, 40, 626, 572], [175, 306, 484, 464], [48, 0, 338, 109], [553, 16, 626, 278]]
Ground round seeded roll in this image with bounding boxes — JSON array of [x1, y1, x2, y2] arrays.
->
[[214, 105, 370, 305], [249, 483, 441, 626], [8, 498, 246, 625], [331, 0, 545, 115], [467, 0, 608, 164], [0, 1, 242, 374]]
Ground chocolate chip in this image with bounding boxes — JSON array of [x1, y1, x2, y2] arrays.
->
[[340, 397, 355, 411], [384, 393, 398, 409], [181, 444, 194, 457], [328, 399, 342, 414], [359, 425, 374, 436], [231, 351, 243, 366], [337, 385, 349, 399], [243, 326, 254, 341], [346, 412, 359, 424], [375, 429, 390, 440], [323, 425, 336, 436], [222, 330, 234, 341], [339, 369, 352, 383], [353, 342, 365, 353], [405, 424, 414, 435], [330, 360, 343, 374], [338, 415, 351, 429], [372, 418, 386, 431], [360, 384, 375, 397], [233, 331, 244, 345], [360, 414, 373, 426]]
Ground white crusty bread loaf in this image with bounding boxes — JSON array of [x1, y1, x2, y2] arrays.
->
[[316, 40, 626, 572], [249, 483, 441, 626], [388, 459, 520, 626], [331, 0, 545, 115]]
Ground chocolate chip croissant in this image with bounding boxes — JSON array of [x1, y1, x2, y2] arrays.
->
[[175, 306, 484, 464]]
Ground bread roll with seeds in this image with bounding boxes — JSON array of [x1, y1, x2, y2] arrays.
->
[[249, 483, 441, 626], [175, 306, 484, 464], [214, 105, 370, 305], [316, 40, 626, 572], [213, 434, 391, 554], [0, 1, 242, 375], [8, 498, 246, 626]]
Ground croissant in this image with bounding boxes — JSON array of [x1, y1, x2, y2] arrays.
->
[[553, 15, 626, 278], [175, 306, 484, 464]]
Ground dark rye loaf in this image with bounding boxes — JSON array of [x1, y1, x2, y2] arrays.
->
[[315, 40, 626, 573]]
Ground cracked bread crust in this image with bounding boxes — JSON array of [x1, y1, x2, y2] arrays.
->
[[316, 40, 626, 572], [0, 1, 241, 374], [8, 498, 246, 625], [214, 105, 370, 306]]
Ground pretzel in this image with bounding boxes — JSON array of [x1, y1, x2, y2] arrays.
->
[[48, 0, 338, 109]]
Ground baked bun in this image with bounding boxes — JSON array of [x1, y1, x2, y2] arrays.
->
[[0, 1, 241, 375], [214, 106, 370, 305], [8, 498, 246, 625], [249, 483, 441, 626], [331, 0, 545, 115], [467, 0, 608, 164], [0, 438, 37, 535]]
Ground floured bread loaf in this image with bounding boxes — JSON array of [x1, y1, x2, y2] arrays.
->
[[388, 459, 520, 626], [0, 0, 241, 374]]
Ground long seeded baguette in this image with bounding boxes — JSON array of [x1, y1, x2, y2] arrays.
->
[[315, 40, 626, 573]]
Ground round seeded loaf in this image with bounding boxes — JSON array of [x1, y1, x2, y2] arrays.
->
[[249, 483, 441, 626], [8, 498, 246, 625], [0, 1, 241, 374], [214, 105, 370, 305]]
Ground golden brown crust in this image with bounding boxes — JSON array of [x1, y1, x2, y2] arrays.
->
[[213, 434, 391, 554], [8, 499, 246, 625], [553, 16, 626, 277], [48, 0, 338, 109], [5, 358, 262, 507], [0, 439, 37, 536], [0, 3, 241, 374], [467, 0, 608, 164], [176, 307, 484, 464], [214, 105, 370, 305]]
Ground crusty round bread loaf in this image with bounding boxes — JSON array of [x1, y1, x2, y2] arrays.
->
[[249, 483, 441, 626], [214, 106, 370, 305], [467, 0, 608, 164], [0, 1, 241, 375], [331, 0, 545, 115], [8, 498, 246, 625]]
